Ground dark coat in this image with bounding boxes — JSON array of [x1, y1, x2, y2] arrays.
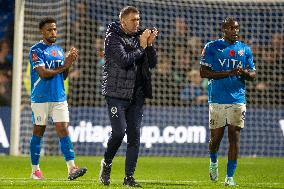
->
[[102, 21, 157, 100]]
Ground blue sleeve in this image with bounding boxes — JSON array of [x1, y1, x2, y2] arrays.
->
[[245, 46, 256, 71], [200, 42, 213, 68], [29, 48, 45, 69]]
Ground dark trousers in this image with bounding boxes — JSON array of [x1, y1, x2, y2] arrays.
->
[[104, 94, 144, 177]]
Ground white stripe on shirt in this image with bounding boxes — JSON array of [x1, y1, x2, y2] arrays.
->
[[34, 77, 41, 89]]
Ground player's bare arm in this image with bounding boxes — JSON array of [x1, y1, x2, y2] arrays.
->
[[36, 47, 78, 79], [200, 65, 242, 80]]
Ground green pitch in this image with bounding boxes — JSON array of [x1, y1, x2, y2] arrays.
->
[[0, 156, 283, 189]]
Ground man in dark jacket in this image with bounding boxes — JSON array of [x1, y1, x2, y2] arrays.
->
[[99, 6, 158, 187]]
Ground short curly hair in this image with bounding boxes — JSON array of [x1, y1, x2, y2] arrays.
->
[[39, 17, 56, 29], [222, 17, 238, 29]]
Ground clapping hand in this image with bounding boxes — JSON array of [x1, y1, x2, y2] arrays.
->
[[140, 29, 151, 49], [65, 47, 79, 68], [147, 27, 158, 46], [230, 65, 250, 77]]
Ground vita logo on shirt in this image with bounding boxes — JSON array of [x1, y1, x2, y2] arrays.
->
[[45, 50, 64, 69], [218, 49, 243, 69], [218, 58, 242, 69]]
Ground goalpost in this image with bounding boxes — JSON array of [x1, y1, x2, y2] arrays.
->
[[10, 0, 24, 156], [10, 0, 284, 157]]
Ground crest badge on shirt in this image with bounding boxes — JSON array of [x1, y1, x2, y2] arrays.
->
[[58, 50, 63, 57], [238, 50, 244, 56]]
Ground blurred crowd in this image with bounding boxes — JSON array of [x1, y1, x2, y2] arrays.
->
[[0, 1, 14, 106], [150, 17, 284, 106], [82, 15, 283, 107], [2, 1, 284, 107], [248, 32, 284, 105]]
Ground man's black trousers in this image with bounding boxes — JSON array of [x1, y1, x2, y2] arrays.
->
[[104, 94, 144, 177]]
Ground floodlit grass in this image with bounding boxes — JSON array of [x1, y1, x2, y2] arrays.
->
[[0, 156, 283, 188]]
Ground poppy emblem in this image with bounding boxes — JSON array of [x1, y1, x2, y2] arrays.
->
[[32, 51, 38, 62], [229, 49, 235, 56], [52, 50, 57, 57]]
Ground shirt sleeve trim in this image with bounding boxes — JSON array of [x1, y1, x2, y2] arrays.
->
[[200, 62, 212, 68]]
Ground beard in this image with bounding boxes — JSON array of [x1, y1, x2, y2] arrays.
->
[[47, 36, 56, 43]]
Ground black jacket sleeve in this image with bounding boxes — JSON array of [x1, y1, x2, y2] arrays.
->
[[145, 46, 157, 69], [105, 33, 145, 68]]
